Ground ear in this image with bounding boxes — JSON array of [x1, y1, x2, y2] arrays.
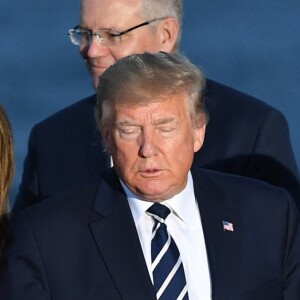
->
[[193, 123, 206, 153], [158, 17, 179, 52], [100, 127, 113, 155]]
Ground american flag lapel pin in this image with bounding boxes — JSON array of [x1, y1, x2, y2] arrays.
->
[[223, 220, 234, 232]]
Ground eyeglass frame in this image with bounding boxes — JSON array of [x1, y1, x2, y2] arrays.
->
[[68, 17, 166, 47]]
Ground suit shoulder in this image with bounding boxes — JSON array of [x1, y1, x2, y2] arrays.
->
[[192, 167, 291, 203], [19, 182, 100, 224], [206, 79, 283, 116], [32, 95, 97, 131]]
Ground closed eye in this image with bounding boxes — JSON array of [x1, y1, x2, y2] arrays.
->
[[157, 126, 177, 137], [158, 127, 175, 132], [117, 126, 141, 139], [120, 128, 139, 134], [105, 31, 122, 41]]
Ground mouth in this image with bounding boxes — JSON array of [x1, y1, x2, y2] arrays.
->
[[89, 63, 109, 71], [139, 169, 163, 177]]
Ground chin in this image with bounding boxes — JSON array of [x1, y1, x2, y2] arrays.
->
[[137, 185, 173, 201]]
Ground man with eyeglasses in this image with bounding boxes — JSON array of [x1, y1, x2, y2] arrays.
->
[[12, 0, 300, 215]]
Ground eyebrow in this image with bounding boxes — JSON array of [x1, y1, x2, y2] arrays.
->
[[115, 117, 177, 127], [115, 120, 140, 127], [77, 24, 118, 32], [153, 117, 177, 125]]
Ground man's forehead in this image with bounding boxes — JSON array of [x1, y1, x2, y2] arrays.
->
[[80, 0, 142, 18], [81, 0, 140, 7], [80, 0, 143, 30], [110, 95, 189, 119]]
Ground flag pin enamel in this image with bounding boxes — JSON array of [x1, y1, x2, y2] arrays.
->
[[223, 220, 234, 232]]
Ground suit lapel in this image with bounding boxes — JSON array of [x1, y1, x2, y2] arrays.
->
[[89, 167, 244, 298], [89, 169, 156, 300], [192, 168, 243, 299]]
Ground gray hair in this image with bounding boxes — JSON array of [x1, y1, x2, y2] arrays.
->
[[80, 0, 182, 49], [140, 0, 182, 49], [95, 51, 208, 129]]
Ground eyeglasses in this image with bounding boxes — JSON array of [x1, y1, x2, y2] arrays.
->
[[68, 18, 165, 47]]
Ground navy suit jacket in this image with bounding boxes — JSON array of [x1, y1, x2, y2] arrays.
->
[[2, 168, 300, 299], [13, 79, 300, 213]]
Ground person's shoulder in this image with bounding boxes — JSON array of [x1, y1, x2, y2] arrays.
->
[[11, 168, 117, 231], [192, 167, 292, 207], [32, 94, 97, 131], [205, 79, 280, 114], [13, 181, 100, 226]]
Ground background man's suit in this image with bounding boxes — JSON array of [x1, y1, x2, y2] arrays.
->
[[13, 79, 300, 213], [2, 168, 300, 299]]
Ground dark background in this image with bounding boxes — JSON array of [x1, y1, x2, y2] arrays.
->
[[1, 1, 299, 206]]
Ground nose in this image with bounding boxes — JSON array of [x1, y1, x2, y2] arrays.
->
[[81, 36, 110, 58], [138, 129, 159, 158]]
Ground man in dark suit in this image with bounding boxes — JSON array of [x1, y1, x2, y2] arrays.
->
[[12, 0, 300, 214], [2, 52, 300, 299]]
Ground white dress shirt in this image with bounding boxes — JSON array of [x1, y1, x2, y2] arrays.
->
[[122, 172, 211, 300]]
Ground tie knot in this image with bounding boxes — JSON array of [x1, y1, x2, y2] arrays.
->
[[147, 203, 171, 221]]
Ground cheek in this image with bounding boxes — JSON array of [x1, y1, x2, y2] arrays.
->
[[107, 42, 138, 60], [112, 138, 137, 162], [112, 149, 138, 182], [112, 39, 155, 60], [169, 133, 196, 165], [112, 48, 136, 61]]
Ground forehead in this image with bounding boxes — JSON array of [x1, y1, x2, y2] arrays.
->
[[80, 0, 143, 28], [109, 93, 191, 122]]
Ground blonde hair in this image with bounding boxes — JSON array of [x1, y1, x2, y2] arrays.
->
[[96, 52, 208, 129], [0, 105, 14, 250]]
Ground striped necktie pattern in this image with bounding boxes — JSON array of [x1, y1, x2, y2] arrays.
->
[[147, 203, 189, 300]]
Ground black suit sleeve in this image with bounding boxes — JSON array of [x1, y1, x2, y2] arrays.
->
[[284, 193, 300, 298], [0, 212, 50, 299]]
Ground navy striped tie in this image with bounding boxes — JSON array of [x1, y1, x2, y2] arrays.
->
[[147, 203, 189, 300]]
